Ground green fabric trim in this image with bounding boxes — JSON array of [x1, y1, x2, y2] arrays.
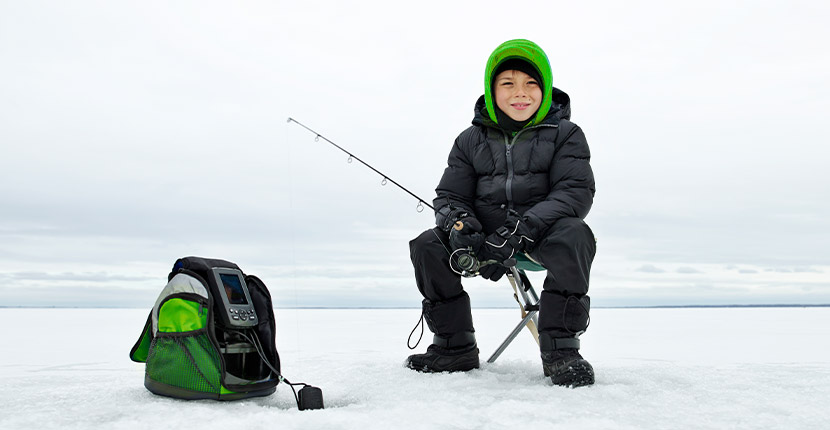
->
[[484, 39, 553, 128], [158, 298, 207, 333], [220, 385, 236, 395], [130, 319, 153, 362]]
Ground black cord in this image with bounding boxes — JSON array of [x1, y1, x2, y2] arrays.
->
[[234, 329, 310, 409], [407, 311, 425, 350]]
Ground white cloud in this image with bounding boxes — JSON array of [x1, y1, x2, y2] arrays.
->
[[636, 265, 667, 274]]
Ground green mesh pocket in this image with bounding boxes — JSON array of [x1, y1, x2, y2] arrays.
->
[[146, 332, 222, 394]]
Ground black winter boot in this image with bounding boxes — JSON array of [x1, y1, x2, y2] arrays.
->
[[540, 336, 594, 387], [405, 332, 479, 373]]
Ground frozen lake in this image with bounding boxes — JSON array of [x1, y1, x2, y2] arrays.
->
[[1, 307, 828, 429]]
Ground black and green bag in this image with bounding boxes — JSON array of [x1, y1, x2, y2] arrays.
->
[[130, 257, 280, 401]]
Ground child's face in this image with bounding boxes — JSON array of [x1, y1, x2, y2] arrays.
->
[[493, 69, 543, 122]]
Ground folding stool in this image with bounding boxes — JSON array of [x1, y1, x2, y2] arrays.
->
[[486, 253, 546, 363]]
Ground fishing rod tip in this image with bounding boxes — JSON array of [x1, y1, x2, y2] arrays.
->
[[286, 117, 293, 123]]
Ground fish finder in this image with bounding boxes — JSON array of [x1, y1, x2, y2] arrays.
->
[[210, 267, 258, 328]]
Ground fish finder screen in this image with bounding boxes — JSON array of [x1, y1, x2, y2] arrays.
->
[[219, 273, 248, 305]]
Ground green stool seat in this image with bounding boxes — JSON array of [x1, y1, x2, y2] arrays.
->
[[514, 253, 545, 272]]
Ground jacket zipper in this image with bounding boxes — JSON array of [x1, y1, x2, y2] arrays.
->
[[504, 133, 514, 210], [502, 123, 559, 211]]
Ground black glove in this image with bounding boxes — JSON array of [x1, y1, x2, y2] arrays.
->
[[476, 213, 536, 282], [437, 206, 470, 232], [476, 231, 514, 282], [478, 262, 508, 282], [501, 212, 536, 253], [448, 216, 484, 252]]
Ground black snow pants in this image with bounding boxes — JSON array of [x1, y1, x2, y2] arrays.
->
[[409, 217, 596, 340]]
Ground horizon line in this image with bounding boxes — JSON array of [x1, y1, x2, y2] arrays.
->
[[2, 304, 829, 310]]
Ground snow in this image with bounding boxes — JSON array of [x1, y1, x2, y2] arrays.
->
[[1, 307, 829, 429]]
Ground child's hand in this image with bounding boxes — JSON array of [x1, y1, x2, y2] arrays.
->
[[448, 217, 484, 252]]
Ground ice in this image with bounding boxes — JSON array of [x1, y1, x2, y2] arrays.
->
[[1, 307, 829, 429]]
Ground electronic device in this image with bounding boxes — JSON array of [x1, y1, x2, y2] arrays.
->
[[210, 267, 258, 328], [298, 386, 325, 410]]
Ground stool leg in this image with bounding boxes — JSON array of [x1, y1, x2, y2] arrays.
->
[[487, 309, 538, 363], [486, 268, 541, 363], [514, 269, 540, 341]]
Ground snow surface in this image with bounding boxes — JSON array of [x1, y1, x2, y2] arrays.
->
[[1, 307, 829, 429]]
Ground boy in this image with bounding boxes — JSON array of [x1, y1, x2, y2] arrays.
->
[[406, 39, 597, 387]]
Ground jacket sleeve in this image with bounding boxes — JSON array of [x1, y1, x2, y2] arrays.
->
[[523, 122, 595, 237], [432, 129, 479, 230]]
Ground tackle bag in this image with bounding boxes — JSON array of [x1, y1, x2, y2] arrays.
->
[[130, 256, 280, 400]]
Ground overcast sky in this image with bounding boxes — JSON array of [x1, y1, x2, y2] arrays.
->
[[1, 0, 828, 308]]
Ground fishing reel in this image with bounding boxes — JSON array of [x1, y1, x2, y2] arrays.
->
[[452, 249, 509, 278], [450, 219, 517, 277], [456, 251, 482, 274]]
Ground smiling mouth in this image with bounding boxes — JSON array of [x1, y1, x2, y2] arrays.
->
[[511, 103, 531, 110]]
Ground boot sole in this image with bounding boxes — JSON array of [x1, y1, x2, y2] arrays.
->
[[545, 360, 595, 388], [406, 355, 480, 373], [542, 359, 595, 388]]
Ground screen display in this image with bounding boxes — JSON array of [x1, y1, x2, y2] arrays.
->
[[219, 273, 248, 305]]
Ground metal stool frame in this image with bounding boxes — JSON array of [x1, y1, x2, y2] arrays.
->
[[487, 254, 544, 363]]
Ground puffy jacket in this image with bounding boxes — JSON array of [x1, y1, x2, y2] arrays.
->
[[433, 88, 595, 239]]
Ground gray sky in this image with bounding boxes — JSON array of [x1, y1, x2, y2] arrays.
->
[[2, 0, 828, 308]]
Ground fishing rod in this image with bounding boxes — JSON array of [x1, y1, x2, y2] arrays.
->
[[287, 117, 434, 213], [287, 117, 494, 277]]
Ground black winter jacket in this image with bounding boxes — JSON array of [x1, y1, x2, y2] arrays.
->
[[433, 88, 595, 240]]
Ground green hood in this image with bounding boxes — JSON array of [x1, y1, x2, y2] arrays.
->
[[484, 39, 553, 128]]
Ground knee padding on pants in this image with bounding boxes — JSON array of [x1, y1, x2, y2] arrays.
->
[[542, 294, 591, 335], [564, 295, 590, 334]]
